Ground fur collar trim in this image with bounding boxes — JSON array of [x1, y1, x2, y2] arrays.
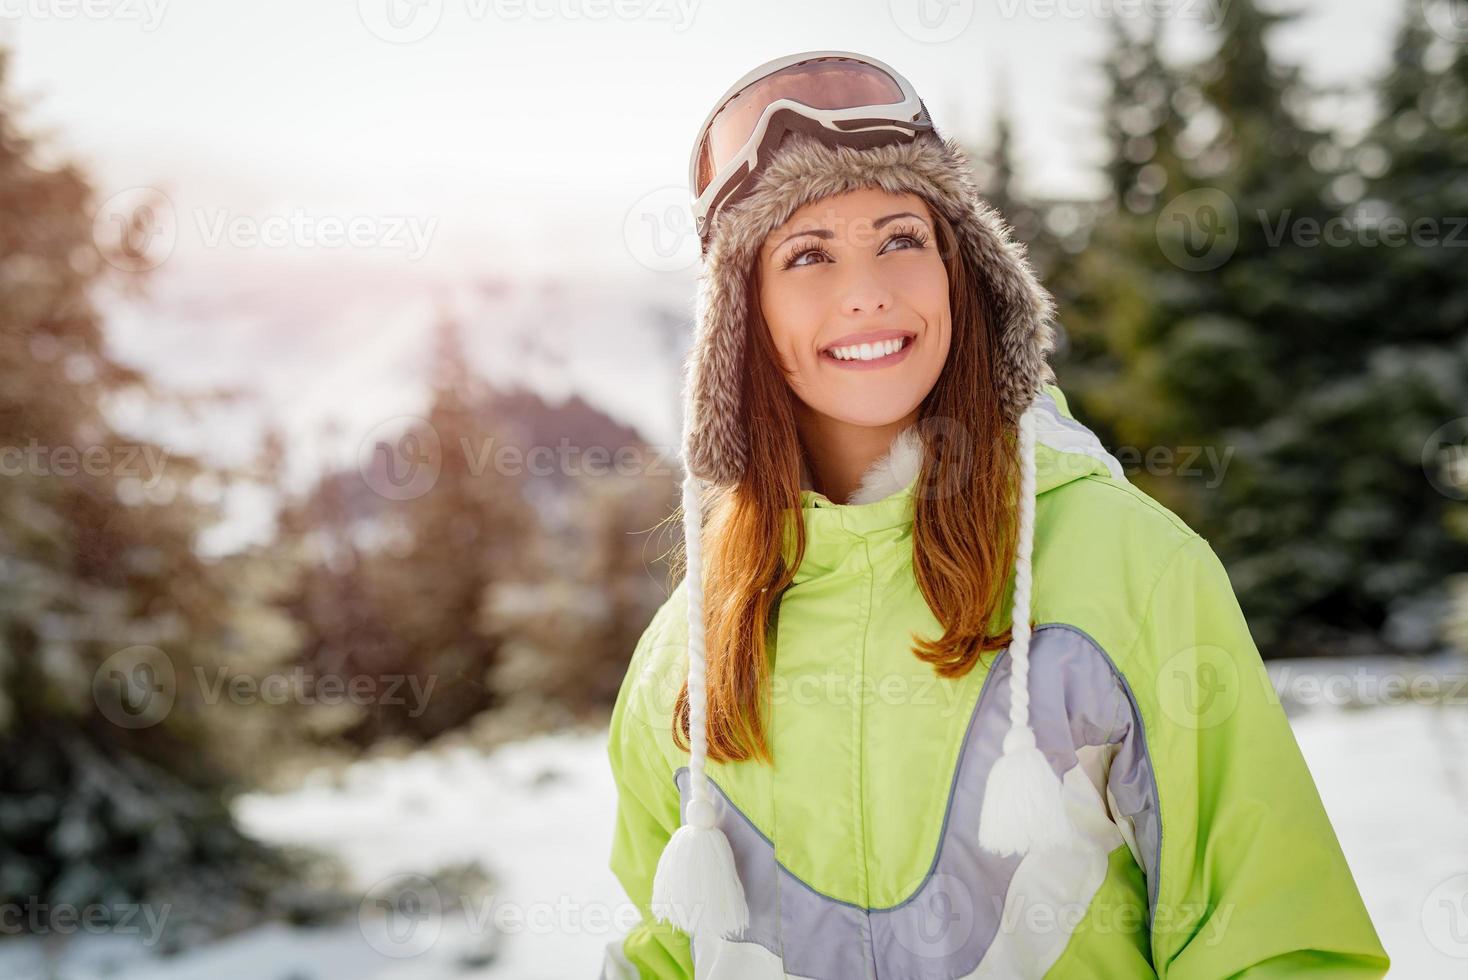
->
[[798, 425, 924, 506]]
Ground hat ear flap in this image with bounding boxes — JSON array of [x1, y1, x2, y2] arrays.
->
[[683, 223, 753, 487]]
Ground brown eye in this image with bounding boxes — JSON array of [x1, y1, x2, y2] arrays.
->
[[881, 224, 931, 254], [782, 244, 831, 270]]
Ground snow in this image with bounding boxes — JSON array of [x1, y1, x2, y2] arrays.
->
[[1, 700, 1464, 977], [1288, 702, 1468, 978], [0, 728, 633, 979]]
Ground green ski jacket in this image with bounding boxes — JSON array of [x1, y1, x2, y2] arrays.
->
[[602, 384, 1390, 979]]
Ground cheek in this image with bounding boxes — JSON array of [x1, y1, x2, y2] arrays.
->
[[906, 256, 950, 329], [759, 278, 825, 363]]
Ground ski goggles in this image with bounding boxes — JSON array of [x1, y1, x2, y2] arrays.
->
[[689, 51, 934, 253]]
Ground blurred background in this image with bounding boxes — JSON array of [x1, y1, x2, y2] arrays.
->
[[0, 0, 1465, 976]]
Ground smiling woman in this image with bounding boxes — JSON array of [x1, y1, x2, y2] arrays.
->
[[603, 50, 1391, 980], [755, 188, 954, 503]]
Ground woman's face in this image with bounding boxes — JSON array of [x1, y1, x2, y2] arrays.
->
[[757, 187, 951, 431]]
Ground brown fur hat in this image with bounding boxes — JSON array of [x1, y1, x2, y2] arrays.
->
[[681, 128, 1059, 486]]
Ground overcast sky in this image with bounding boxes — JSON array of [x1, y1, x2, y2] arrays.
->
[[2, 0, 1403, 278], [0, 0, 1410, 551]]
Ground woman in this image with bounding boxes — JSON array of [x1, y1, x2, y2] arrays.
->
[[603, 52, 1389, 979]]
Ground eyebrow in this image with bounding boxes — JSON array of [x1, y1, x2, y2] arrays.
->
[[769, 211, 928, 255]]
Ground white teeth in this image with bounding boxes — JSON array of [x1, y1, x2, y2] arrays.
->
[[827, 337, 907, 361]]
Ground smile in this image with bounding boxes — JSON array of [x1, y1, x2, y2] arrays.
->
[[820, 333, 915, 370]]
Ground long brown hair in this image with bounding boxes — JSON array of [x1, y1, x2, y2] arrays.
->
[[669, 200, 1020, 764]]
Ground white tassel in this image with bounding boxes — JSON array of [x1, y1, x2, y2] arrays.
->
[[978, 401, 1076, 857], [651, 471, 750, 940], [977, 723, 1074, 856], [651, 798, 749, 939]]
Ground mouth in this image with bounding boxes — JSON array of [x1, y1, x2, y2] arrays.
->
[[819, 331, 916, 370]]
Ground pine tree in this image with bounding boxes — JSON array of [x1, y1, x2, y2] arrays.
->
[[1100, 13, 1189, 208], [275, 310, 540, 744], [1056, 1, 1468, 657], [0, 47, 314, 945]]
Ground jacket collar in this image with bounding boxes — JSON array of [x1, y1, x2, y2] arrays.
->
[[796, 423, 924, 507], [782, 387, 1128, 581], [784, 426, 925, 583]]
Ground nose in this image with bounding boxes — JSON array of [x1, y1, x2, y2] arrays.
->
[[847, 295, 887, 315], [840, 268, 894, 317]]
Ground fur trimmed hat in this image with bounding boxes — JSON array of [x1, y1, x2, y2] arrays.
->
[[651, 116, 1076, 947], [683, 128, 1058, 487]]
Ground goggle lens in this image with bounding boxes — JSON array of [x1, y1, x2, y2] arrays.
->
[[693, 57, 908, 198]]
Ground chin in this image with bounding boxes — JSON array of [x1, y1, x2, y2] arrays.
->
[[807, 395, 927, 430]]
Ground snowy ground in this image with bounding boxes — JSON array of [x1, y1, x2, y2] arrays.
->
[[1, 663, 1465, 978]]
